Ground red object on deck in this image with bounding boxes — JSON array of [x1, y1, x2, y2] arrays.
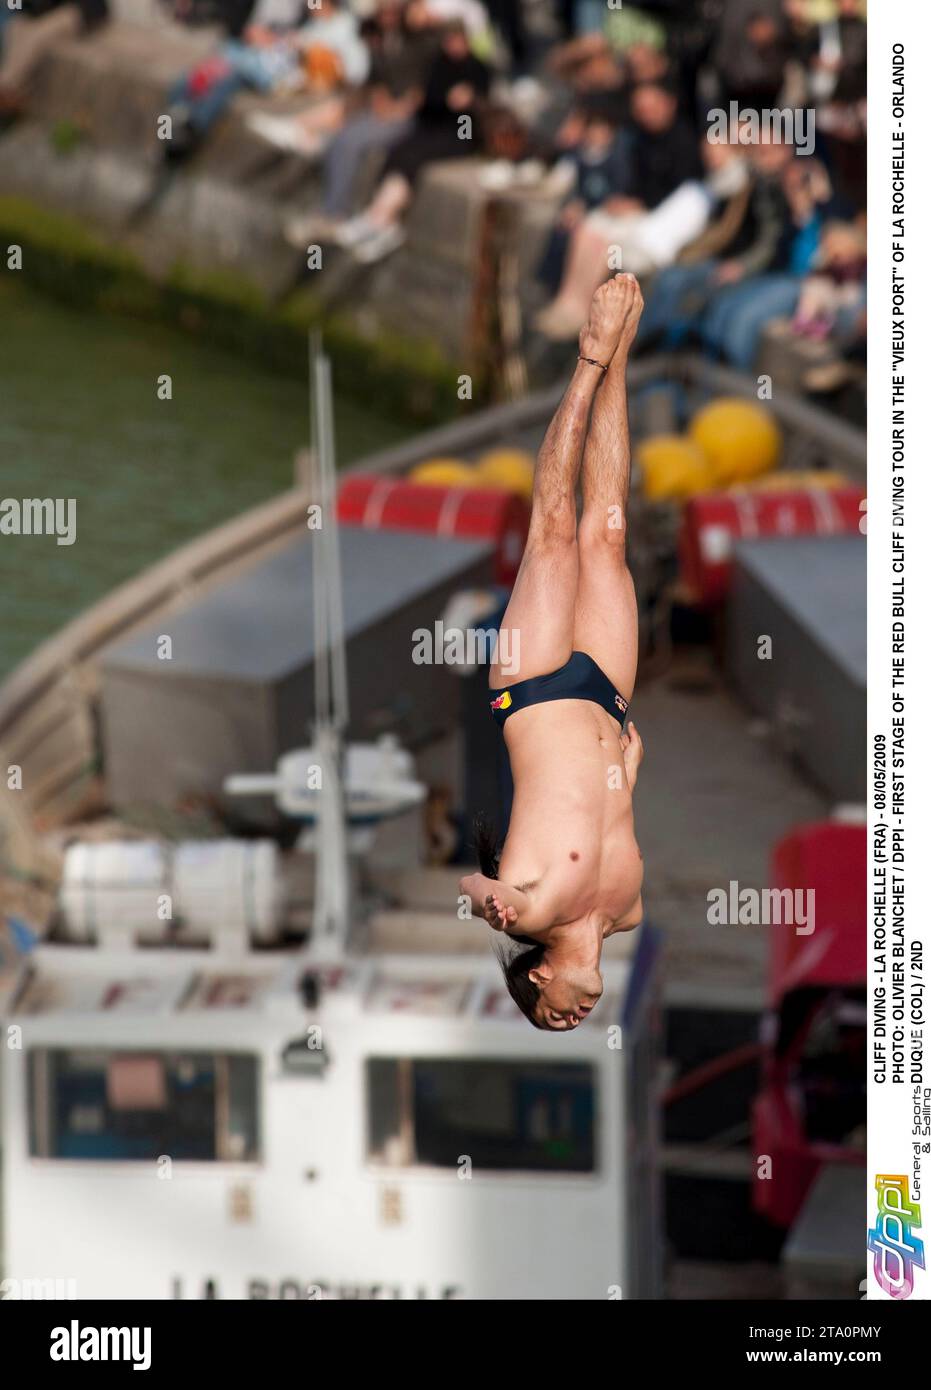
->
[[337, 475, 530, 586], [679, 486, 865, 606], [767, 821, 867, 1006], [752, 821, 867, 1228]]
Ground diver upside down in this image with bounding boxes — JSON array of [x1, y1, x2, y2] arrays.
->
[[461, 273, 647, 1031]]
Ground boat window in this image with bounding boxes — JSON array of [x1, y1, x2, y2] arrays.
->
[[366, 1058, 596, 1173], [27, 1049, 260, 1162]]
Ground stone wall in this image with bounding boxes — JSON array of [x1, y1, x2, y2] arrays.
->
[[0, 19, 559, 366]]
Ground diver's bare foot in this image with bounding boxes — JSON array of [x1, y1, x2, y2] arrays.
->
[[612, 273, 645, 364], [579, 276, 624, 367], [484, 893, 517, 932], [579, 273, 643, 368]]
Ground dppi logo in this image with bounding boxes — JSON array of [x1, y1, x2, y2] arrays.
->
[[868, 1175, 925, 1298]]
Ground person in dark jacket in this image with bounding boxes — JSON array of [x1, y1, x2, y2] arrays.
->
[[638, 133, 840, 368], [332, 19, 489, 263], [804, 0, 867, 209], [624, 77, 702, 210], [711, 0, 794, 114], [535, 78, 703, 338], [637, 132, 794, 344], [535, 95, 634, 296]]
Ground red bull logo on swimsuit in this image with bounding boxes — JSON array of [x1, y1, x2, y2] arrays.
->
[[490, 691, 512, 711]]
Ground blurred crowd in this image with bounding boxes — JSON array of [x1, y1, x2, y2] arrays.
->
[[0, 0, 867, 385]]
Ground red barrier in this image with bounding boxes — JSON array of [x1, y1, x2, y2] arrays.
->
[[679, 486, 864, 605], [337, 476, 530, 586], [752, 821, 867, 1227]]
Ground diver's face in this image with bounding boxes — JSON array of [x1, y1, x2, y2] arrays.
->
[[530, 968, 603, 1031]]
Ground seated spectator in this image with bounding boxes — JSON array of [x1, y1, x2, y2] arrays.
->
[[694, 144, 837, 370], [299, 0, 371, 88], [328, 19, 490, 263], [165, 0, 368, 155], [409, 0, 493, 49], [634, 0, 718, 123], [801, 0, 867, 209], [617, 134, 748, 273], [790, 217, 866, 342], [547, 12, 668, 96], [637, 130, 798, 351], [0, 0, 108, 115], [623, 78, 702, 207], [710, 0, 793, 114], [534, 95, 634, 296], [534, 76, 703, 338], [250, 0, 436, 244]]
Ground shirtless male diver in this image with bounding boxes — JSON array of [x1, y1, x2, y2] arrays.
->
[[460, 272, 645, 1031]]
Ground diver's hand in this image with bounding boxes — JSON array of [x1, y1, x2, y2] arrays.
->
[[621, 720, 644, 791]]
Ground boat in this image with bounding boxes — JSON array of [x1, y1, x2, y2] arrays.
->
[[0, 353, 865, 1298]]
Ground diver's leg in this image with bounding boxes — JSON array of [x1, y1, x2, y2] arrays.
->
[[574, 274, 643, 701], [490, 279, 629, 686], [489, 366, 589, 684]]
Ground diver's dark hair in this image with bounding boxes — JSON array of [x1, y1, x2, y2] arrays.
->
[[472, 813, 500, 880], [495, 934, 548, 1029], [473, 815, 550, 1029]]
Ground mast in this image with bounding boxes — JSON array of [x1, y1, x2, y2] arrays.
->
[[223, 336, 425, 952], [308, 334, 350, 958]]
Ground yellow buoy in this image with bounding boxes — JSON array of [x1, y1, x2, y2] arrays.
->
[[475, 448, 536, 499], [409, 458, 477, 488], [739, 469, 846, 492], [689, 398, 781, 486], [637, 435, 714, 502]]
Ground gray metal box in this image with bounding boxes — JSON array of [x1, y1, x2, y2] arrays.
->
[[727, 535, 866, 803], [782, 1162, 866, 1299], [100, 525, 495, 821]]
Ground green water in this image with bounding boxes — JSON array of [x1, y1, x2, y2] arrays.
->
[[0, 280, 408, 681]]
